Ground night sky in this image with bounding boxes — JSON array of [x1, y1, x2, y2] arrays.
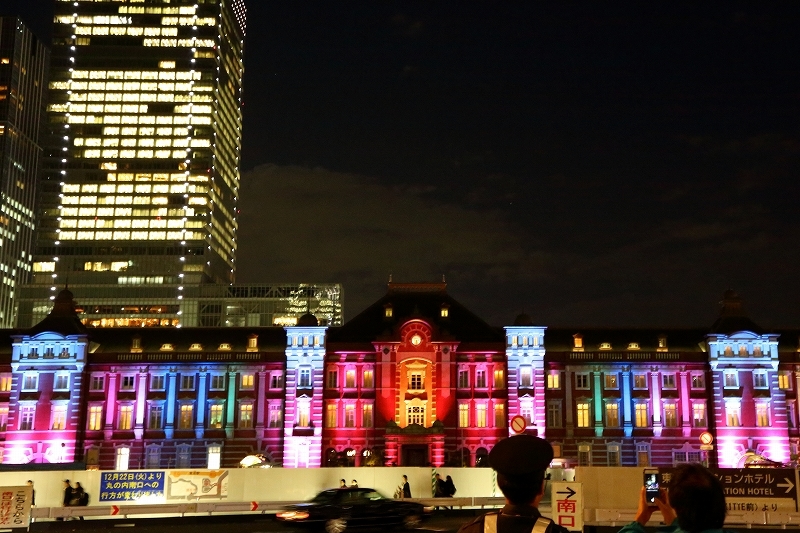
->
[[7, 2, 800, 327]]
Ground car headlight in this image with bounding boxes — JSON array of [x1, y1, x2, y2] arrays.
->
[[277, 511, 310, 520]]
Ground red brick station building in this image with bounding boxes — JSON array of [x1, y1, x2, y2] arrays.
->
[[0, 283, 798, 471]]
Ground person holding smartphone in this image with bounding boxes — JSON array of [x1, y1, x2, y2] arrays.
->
[[618, 463, 734, 533]]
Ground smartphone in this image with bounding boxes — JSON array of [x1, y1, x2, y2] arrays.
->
[[643, 469, 660, 505]]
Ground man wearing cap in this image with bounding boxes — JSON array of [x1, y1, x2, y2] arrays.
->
[[458, 435, 570, 533]]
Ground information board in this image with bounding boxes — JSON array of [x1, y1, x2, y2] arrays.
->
[[99, 471, 166, 502], [662, 468, 799, 512], [551, 481, 583, 531], [0, 486, 32, 529]]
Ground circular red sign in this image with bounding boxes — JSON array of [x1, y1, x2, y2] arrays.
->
[[699, 431, 714, 445], [510, 415, 527, 434]]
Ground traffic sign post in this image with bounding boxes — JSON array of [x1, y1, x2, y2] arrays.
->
[[551, 482, 583, 531], [510, 415, 527, 434]]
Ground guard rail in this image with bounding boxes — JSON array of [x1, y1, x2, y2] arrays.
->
[[31, 497, 508, 520]]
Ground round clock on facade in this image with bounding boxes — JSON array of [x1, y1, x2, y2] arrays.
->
[[411, 334, 422, 346]]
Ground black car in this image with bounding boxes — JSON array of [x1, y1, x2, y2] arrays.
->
[[276, 487, 427, 533]]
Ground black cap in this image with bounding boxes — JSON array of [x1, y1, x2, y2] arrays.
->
[[489, 435, 553, 478]]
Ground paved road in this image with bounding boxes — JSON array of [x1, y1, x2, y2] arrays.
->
[[30, 510, 486, 533]]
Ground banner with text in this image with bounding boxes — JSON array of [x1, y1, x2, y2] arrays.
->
[[99, 471, 166, 502], [0, 486, 32, 529]]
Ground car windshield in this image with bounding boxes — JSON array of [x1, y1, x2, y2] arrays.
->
[[310, 490, 341, 504]]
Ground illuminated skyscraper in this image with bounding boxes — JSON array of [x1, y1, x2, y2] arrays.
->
[[22, 0, 246, 324], [0, 17, 48, 328]]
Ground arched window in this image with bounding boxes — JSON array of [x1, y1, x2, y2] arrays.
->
[[475, 447, 490, 467]]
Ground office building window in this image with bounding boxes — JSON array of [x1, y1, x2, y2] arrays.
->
[[756, 403, 770, 427], [150, 375, 165, 390], [145, 446, 161, 469], [578, 444, 591, 466], [664, 403, 677, 427], [409, 372, 423, 391], [494, 369, 505, 389], [724, 370, 739, 388], [606, 402, 619, 427], [345, 369, 356, 388], [326, 369, 338, 389], [52, 404, 68, 430], [88, 405, 103, 431], [54, 373, 70, 391], [22, 374, 38, 392], [269, 403, 283, 428], [476, 369, 487, 388], [91, 375, 106, 391], [207, 445, 221, 470], [0, 374, 11, 392], [240, 373, 255, 390], [363, 369, 374, 389], [19, 405, 35, 431], [779, 372, 792, 390], [577, 402, 591, 428], [520, 400, 534, 425], [362, 404, 373, 428], [459, 404, 469, 428], [297, 402, 310, 427], [325, 403, 337, 428], [726, 402, 741, 427], [633, 373, 647, 389], [636, 443, 651, 467], [547, 371, 560, 390], [209, 404, 223, 429], [576, 373, 590, 389], [662, 374, 676, 389], [604, 373, 618, 389], [519, 366, 532, 388], [298, 367, 312, 388], [148, 405, 163, 429], [239, 404, 253, 429], [607, 443, 621, 466], [180, 375, 195, 390], [691, 373, 705, 389], [270, 372, 283, 389], [458, 369, 469, 389], [407, 405, 424, 425], [345, 404, 356, 427], [179, 404, 194, 429], [210, 375, 226, 391], [753, 371, 768, 389], [494, 403, 505, 428], [547, 401, 562, 428], [476, 403, 487, 428], [118, 405, 133, 430], [176, 444, 191, 468], [692, 403, 706, 427], [635, 403, 649, 428], [121, 375, 135, 391], [116, 447, 130, 471]]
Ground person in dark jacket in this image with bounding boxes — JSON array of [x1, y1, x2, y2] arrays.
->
[[72, 482, 86, 520], [445, 476, 457, 497], [58, 480, 73, 521], [402, 475, 412, 498], [457, 435, 569, 533]]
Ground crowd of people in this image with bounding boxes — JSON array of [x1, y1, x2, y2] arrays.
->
[[57, 479, 89, 520]]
